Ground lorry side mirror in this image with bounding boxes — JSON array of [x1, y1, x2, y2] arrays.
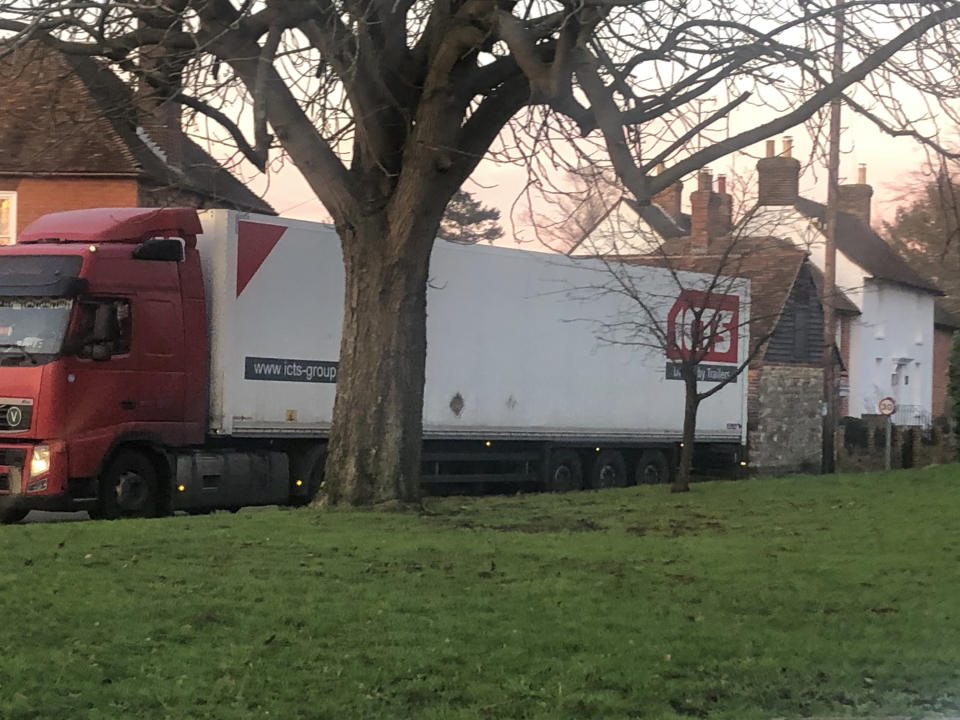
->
[[133, 237, 185, 262], [90, 343, 111, 361]]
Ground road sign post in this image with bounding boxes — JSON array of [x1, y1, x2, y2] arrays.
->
[[878, 397, 896, 471]]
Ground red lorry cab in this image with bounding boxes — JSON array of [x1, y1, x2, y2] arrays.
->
[[0, 208, 209, 520]]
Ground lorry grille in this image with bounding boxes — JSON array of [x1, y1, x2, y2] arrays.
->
[[0, 449, 26, 467], [0, 404, 32, 431], [0, 449, 25, 494]]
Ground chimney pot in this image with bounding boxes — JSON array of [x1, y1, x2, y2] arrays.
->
[[717, 174, 727, 195], [697, 169, 713, 192], [783, 136, 793, 158], [766, 140, 776, 157], [858, 163, 867, 184]]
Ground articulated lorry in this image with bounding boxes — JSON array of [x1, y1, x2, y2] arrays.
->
[[0, 208, 748, 522]]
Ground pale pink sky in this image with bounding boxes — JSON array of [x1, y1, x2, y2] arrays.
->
[[257, 120, 931, 242]]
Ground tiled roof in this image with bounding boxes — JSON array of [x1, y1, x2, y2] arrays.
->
[[0, 44, 274, 215], [794, 197, 939, 294], [630, 236, 808, 351], [623, 234, 860, 366], [935, 301, 960, 329], [0, 46, 138, 176]]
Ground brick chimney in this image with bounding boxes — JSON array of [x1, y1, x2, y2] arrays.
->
[[136, 16, 184, 169], [757, 137, 800, 206], [690, 170, 727, 249], [838, 163, 873, 227], [716, 174, 732, 236], [652, 163, 683, 223]]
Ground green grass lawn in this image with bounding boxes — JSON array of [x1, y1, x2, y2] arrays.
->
[[3, 467, 960, 719]]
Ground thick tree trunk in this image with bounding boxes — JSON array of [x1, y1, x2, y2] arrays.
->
[[319, 214, 432, 506], [673, 367, 699, 493]]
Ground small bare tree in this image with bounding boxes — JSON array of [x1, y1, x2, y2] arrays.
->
[[570, 173, 834, 490]]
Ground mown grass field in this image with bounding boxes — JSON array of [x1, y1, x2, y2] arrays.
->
[[2, 467, 960, 719]]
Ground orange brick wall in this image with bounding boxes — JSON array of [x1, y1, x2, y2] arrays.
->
[[13, 177, 139, 238], [932, 327, 954, 419]]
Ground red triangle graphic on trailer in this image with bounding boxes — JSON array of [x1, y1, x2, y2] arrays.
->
[[237, 221, 287, 296]]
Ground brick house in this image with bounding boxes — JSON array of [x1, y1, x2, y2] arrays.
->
[[0, 43, 273, 244], [570, 171, 858, 474], [932, 306, 959, 418]]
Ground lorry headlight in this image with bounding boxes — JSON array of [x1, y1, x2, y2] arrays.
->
[[26, 477, 48, 493], [30, 445, 50, 477]]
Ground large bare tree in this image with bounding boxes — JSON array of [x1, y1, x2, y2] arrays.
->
[[3, 0, 960, 504]]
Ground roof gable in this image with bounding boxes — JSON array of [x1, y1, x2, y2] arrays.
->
[[631, 236, 808, 349], [625, 234, 860, 368], [0, 45, 138, 176], [793, 197, 939, 294], [567, 196, 690, 256]]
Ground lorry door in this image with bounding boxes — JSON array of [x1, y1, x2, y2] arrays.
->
[[61, 297, 139, 478]]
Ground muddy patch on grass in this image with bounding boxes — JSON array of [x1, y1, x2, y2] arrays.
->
[[486, 515, 606, 533], [627, 513, 727, 537], [437, 513, 607, 533]]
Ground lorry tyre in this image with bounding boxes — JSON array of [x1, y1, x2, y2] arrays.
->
[[0, 506, 28, 524], [588, 450, 628, 489], [546, 449, 582, 492], [98, 450, 159, 519], [635, 450, 669, 485], [290, 444, 326, 505]]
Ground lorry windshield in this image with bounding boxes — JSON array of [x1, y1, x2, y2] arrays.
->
[[0, 297, 73, 364]]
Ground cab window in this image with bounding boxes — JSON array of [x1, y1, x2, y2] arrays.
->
[[72, 299, 131, 358]]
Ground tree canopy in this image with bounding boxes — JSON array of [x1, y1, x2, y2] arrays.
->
[[4, 0, 960, 504], [439, 190, 504, 245], [886, 169, 960, 317]]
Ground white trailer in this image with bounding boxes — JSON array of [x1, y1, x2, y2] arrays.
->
[[197, 209, 749, 490]]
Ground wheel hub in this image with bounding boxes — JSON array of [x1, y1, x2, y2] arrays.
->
[[115, 471, 148, 511]]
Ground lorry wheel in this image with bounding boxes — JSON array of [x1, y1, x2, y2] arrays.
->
[[588, 450, 628, 489], [290, 444, 326, 505], [635, 450, 669, 485], [0, 506, 28, 524], [99, 450, 159, 519], [546, 449, 582, 492]]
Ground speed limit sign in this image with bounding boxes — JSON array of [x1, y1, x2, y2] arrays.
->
[[878, 397, 896, 416]]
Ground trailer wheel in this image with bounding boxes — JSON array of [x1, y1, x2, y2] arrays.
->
[[588, 450, 628, 489], [0, 506, 27, 524], [98, 450, 159, 519], [546, 449, 582, 492], [635, 450, 669, 485]]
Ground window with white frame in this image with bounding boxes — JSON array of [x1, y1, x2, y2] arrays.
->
[[0, 192, 16, 245]]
